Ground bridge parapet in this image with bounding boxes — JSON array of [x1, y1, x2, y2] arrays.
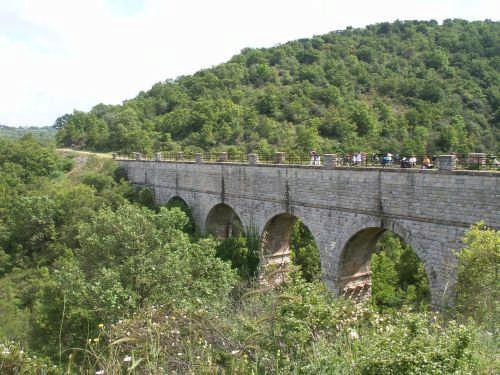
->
[[116, 151, 499, 171]]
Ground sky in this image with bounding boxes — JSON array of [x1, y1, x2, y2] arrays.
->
[[0, 0, 498, 127]]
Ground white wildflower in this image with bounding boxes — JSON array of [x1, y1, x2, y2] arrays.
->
[[348, 328, 359, 340], [123, 355, 132, 362]]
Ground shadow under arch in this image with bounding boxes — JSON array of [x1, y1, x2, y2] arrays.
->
[[338, 226, 430, 305], [166, 195, 189, 208], [260, 212, 321, 282], [205, 203, 244, 239], [165, 196, 195, 234]]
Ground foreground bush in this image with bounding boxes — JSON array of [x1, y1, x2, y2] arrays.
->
[[49, 276, 489, 374], [31, 204, 238, 359], [0, 342, 58, 374]]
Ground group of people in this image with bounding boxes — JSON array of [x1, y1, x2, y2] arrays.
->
[[339, 152, 365, 165], [383, 153, 433, 169], [309, 151, 435, 169], [305, 151, 498, 169], [351, 152, 364, 165], [400, 156, 418, 168]]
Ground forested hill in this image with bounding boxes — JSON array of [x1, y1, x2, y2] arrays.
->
[[0, 125, 55, 142], [56, 20, 499, 156]]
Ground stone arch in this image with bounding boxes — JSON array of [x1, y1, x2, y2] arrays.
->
[[337, 224, 430, 303], [260, 212, 320, 277], [205, 203, 244, 239]]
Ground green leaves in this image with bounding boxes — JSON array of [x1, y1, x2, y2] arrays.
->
[[215, 236, 259, 278], [371, 251, 399, 307], [371, 233, 430, 310], [455, 223, 499, 328], [31, 203, 238, 357], [290, 220, 321, 282], [55, 20, 499, 155], [0, 137, 61, 183]]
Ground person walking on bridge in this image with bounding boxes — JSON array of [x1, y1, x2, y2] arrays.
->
[[309, 150, 320, 166], [422, 156, 432, 169]]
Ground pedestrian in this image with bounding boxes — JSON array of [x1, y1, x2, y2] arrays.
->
[[422, 156, 431, 169], [400, 157, 408, 168], [387, 152, 393, 165], [309, 150, 319, 166], [356, 152, 363, 165]]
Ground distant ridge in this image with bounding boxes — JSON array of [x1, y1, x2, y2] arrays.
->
[[0, 124, 55, 141], [1, 124, 52, 129]]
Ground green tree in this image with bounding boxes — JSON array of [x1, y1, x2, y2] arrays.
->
[[455, 223, 499, 328], [290, 220, 321, 282], [371, 250, 399, 308], [215, 236, 259, 278], [371, 233, 430, 310], [295, 124, 320, 154], [32, 204, 237, 357], [350, 101, 379, 136]]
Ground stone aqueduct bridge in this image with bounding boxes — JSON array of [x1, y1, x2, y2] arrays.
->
[[118, 156, 499, 305]]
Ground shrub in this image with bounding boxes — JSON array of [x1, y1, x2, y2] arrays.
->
[[0, 342, 58, 374], [371, 233, 430, 310], [31, 204, 237, 359], [290, 220, 321, 282], [455, 222, 499, 329], [216, 236, 259, 278]]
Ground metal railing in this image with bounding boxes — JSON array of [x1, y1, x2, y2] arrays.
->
[[114, 152, 500, 171]]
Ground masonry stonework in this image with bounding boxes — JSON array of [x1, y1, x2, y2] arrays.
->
[[119, 160, 500, 306]]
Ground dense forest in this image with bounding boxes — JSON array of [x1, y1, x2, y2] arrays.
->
[[0, 137, 498, 373], [56, 20, 499, 156]]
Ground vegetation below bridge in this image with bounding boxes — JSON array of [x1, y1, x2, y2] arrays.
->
[[0, 137, 497, 373]]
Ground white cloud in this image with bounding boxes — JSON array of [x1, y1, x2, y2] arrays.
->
[[0, 0, 498, 126]]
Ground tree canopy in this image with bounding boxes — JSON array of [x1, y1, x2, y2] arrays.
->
[[56, 20, 499, 155]]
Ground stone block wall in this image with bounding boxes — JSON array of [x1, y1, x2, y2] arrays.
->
[[119, 160, 500, 306]]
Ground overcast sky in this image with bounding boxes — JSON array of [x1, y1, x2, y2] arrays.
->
[[1, 0, 498, 127]]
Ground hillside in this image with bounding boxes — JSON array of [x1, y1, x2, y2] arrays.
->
[[56, 19, 499, 155], [0, 125, 55, 142]]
